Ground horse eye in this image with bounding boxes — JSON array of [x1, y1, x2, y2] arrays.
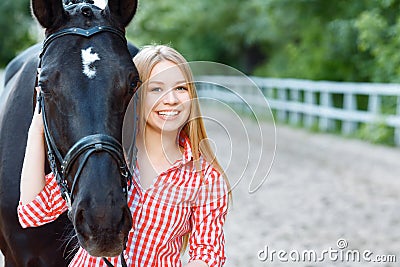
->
[[129, 78, 141, 95]]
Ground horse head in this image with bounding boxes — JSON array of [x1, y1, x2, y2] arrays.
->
[[32, 0, 139, 257]]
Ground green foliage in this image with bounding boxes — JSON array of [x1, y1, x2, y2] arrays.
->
[[255, 0, 400, 82], [357, 121, 395, 146], [0, 0, 37, 68], [128, 0, 400, 82], [355, 3, 400, 82], [2, 0, 400, 83], [128, 0, 269, 73]]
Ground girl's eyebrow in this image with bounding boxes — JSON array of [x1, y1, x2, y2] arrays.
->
[[149, 80, 164, 85], [175, 80, 187, 85], [149, 80, 187, 85]]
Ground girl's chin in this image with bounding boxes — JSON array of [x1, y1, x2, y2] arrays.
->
[[149, 121, 183, 134]]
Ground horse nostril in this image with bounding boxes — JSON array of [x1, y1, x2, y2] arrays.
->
[[74, 207, 90, 239], [75, 206, 84, 223]]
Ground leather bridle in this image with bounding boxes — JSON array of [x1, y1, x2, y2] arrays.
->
[[36, 23, 133, 267]]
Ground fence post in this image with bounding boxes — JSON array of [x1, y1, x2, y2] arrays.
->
[[289, 89, 301, 125], [304, 90, 316, 129], [395, 95, 400, 146], [368, 94, 381, 116], [277, 88, 287, 122], [264, 86, 273, 101], [342, 92, 357, 135], [319, 91, 334, 131]]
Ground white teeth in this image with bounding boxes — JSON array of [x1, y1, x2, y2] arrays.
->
[[158, 111, 178, 116]]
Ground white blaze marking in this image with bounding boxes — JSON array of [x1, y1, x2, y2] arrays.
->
[[93, 0, 106, 8], [81, 47, 100, 79]]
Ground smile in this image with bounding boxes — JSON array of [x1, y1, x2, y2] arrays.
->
[[157, 110, 179, 116]]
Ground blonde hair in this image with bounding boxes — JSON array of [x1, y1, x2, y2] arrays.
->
[[133, 45, 231, 253]]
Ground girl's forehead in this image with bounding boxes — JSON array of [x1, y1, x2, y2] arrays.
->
[[149, 61, 186, 83]]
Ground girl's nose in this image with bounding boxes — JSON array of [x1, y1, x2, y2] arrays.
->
[[162, 89, 179, 104]]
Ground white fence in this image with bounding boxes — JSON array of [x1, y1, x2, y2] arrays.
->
[[196, 76, 400, 146], [0, 70, 4, 88]]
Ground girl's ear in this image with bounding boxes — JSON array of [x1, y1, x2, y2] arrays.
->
[[31, 0, 68, 29], [105, 0, 138, 27]]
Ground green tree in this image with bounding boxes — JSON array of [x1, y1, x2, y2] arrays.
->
[[355, 0, 400, 82], [128, 0, 400, 82], [0, 0, 36, 68], [128, 0, 268, 74], [252, 0, 376, 82]]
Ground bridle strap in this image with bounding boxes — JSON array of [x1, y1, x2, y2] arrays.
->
[[102, 254, 128, 267], [37, 92, 132, 210], [62, 133, 132, 203], [40, 26, 126, 59], [37, 92, 64, 164], [62, 134, 127, 175], [37, 92, 70, 203], [37, 25, 127, 77]]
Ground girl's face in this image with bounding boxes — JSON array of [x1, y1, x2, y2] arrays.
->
[[144, 60, 191, 135]]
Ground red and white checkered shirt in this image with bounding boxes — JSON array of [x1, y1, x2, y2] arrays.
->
[[17, 135, 228, 267]]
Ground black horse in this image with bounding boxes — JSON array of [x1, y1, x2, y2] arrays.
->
[[0, 0, 139, 265]]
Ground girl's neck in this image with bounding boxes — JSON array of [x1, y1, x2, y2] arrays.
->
[[137, 126, 181, 165]]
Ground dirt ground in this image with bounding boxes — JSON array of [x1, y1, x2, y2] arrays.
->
[[1, 71, 399, 266], [221, 120, 400, 267]]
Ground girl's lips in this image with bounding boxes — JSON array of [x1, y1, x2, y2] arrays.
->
[[158, 110, 179, 116], [156, 110, 180, 120]]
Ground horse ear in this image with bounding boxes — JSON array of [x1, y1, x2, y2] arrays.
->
[[105, 0, 138, 27], [31, 0, 67, 28]]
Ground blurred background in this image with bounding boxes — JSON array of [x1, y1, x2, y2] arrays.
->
[[1, 0, 400, 266], [3, 0, 400, 82]]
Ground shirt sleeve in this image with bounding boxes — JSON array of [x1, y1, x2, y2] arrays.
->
[[17, 173, 68, 228], [188, 169, 229, 267]]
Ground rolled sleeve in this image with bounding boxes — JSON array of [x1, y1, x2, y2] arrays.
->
[[189, 170, 229, 267], [17, 173, 68, 228]]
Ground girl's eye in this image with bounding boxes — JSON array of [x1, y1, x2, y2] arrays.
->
[[150, 87, 162, 92], [176, 86, 188, 91]]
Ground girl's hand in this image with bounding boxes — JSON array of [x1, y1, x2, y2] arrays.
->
[[184, 260, 208, 267]]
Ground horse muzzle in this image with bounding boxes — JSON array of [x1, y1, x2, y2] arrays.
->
[[71, 196, 132, 257]]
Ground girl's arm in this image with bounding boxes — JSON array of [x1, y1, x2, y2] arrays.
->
[[187, 170, 229, 267], [20, 89, 46, 205], [18, 88, 68, 228]]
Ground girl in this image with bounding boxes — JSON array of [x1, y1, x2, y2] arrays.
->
[[18, 45, 230, 267]]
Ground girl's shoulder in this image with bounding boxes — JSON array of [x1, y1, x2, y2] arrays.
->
[[199, 156, 228, 189], [192, 157, 229, 207]]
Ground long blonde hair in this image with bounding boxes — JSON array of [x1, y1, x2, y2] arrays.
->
[[133, 45, 231, 253]]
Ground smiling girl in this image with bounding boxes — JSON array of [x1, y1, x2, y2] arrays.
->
[[18, 45, 230, 267]]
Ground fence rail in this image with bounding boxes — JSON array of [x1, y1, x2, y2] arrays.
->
[[196, 75, 400, 146]]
